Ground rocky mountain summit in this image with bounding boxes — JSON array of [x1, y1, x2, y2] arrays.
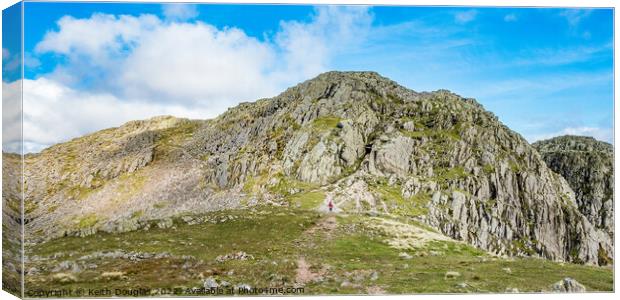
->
[[533, 136, 614, 240], [13, 71, 613, 266]]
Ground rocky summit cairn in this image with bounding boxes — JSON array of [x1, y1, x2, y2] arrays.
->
[[14, 71, 612, 265]]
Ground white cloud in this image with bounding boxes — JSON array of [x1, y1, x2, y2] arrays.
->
[[162, 4, 198, 21], [20, 78, 214, 153], [454, 10, 477, 24], [119, 22, 278, 105], [2, 47, 20, 72], [35, 13, 161, 68], [35, 8, 371, 104], [2, 80, 22, 153], [24, 52, 41, 68], [464, 71, 612, 99], [22, 7, 373, 152], [512, 43, 613, 67], [276, 6, 372, 79], [504, 14, 517, 22], [559, 9, 592, 27], [530, 126, 613, 144]]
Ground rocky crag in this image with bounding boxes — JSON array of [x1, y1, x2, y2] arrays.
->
[[12, 71, 613, 265], [533, 136, 614, 242], [2, 152, 23, 295]]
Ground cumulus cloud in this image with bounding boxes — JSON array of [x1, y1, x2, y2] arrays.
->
[[35, 13, 161, 76], [35, 7, 372, 103], [119, 22, 278, 105], [454, 10, 477, 24], [162, 4, 199, 21], [2, 80, 22, 153], [20, 6, 373, 152], [20, 78, 215, 153]]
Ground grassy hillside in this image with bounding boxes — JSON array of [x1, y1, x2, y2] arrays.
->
[[24, 205, 612, 296]]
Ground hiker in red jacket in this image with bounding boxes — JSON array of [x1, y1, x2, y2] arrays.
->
[[328, 199, 334, 212]]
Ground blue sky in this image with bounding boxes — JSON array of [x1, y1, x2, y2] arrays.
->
[[2, 2, 614, 152], [2, 2, 20, 82]]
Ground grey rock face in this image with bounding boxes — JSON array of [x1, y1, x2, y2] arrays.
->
[[368, 135, 416, 178], [533, 136, 614, 239], [298, 139, 342, 184], [15, 71, 612, 266]]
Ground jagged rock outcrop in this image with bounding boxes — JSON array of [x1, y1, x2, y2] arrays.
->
[[533, 136, 614, 240], [13, 71, 612, 265]]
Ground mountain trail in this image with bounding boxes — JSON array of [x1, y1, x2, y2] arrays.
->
[[295, 257, 322, 285], [295, 213, 338, 285], [305, 214, 338, 237]]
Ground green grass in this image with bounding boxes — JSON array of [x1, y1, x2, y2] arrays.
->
[[242, 173, 269, 194], [114, 171, 148, 203], [153, 119, 201, 161], [373, 183, 402, 200], [26, 207, 320, 296], [311, 116, 341, 131], [131, 210, 144, 219], [66, 184, 97, 201], [509, 161, 522, 173], [2, 226, 22, 297], [435, 166, 468, 185], [76, 214, 99, 229], [303, 223, 612, 294], [483, 164, 495, 174], [399, 127, 461, 142], [23, 207, 613, 296], [25, 200, 39, 214], [153, 202, 167, 209], [32, 208, 315, 261], [371, 183, 431, 217], [400, 129, 430, 139], [286, 191, 325, 210], [371, 183, 430, 217], [267, 174, 319, 197], [407, 192, 432, 216]]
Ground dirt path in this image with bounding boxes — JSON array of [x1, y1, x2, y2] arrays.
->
[[295, 257, 319, 284], [294, 214, 338, 285], [305, 214, 337, 236]]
